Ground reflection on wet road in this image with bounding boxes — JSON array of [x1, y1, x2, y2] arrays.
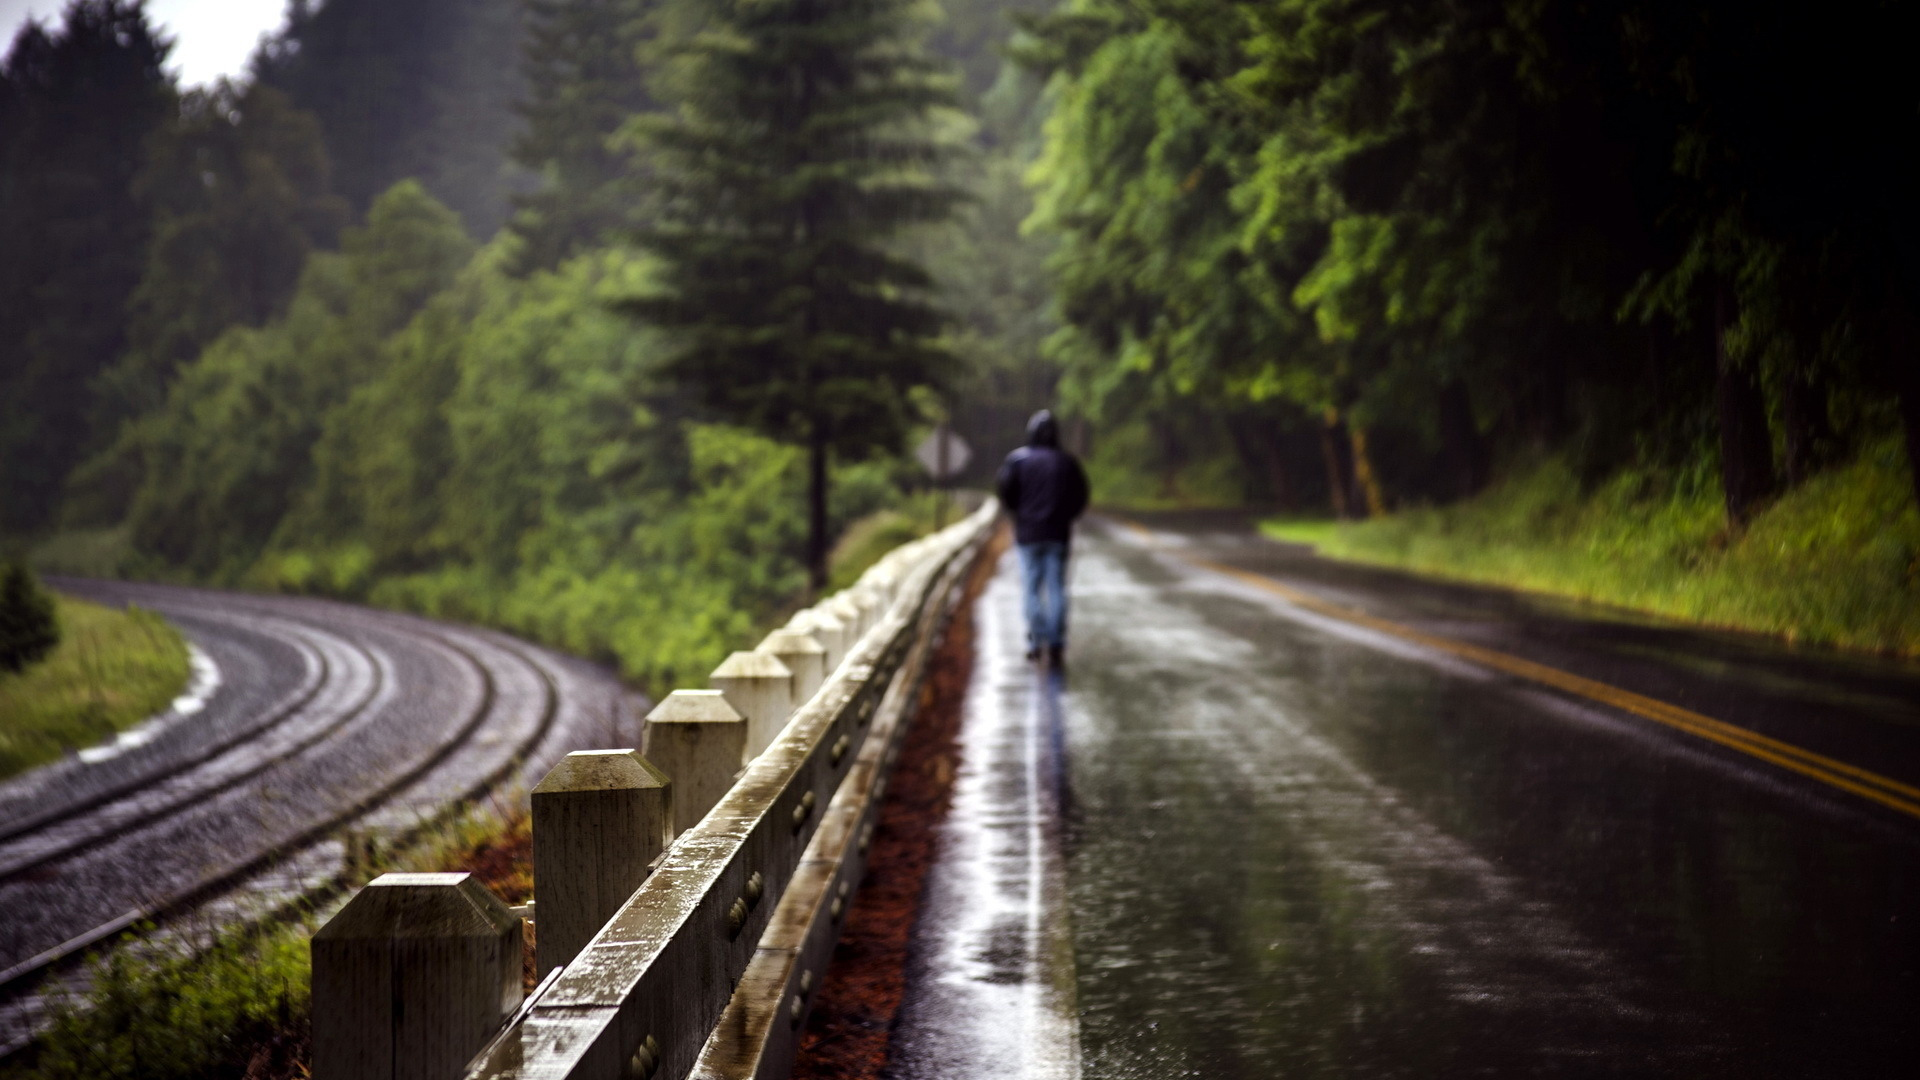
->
[[915, 518, 1920, 1078]]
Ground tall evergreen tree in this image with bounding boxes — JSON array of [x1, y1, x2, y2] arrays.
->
[[509, 0, 666, 271], [628, 0, 964, 588], [0, 0, 172, 535], [256, 0, 525, 236]]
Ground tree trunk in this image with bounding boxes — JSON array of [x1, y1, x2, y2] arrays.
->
[[1263, 432, 1294, 510], [1779, 357, 1836, 487], [1349, 425, 1387, 517], [1320, 408, 1356, 519], [1155, 414, 1181, 501], [807, 438, 829, 593], [1713, 285, 1777, 526], [1438, 380, 1488, 500]]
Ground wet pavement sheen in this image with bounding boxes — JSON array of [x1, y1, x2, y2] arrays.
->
[[925, 518, 1920, 1079]]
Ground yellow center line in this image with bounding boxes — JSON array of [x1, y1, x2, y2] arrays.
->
[[1112, 518, 1920, 821]]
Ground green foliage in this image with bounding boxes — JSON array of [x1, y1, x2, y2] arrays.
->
[[0, 563, 61, 674], [825, 490, 954, 590], [629, 0, 967, 584], [0, 0, 173, 534], [102, 80, 350, 429], [119, 181, 475, 576], [1266, 439, 1920, 655], [12, 922, 310, 1080], [1021, 0, 1920, 522], [0, 593, 187, 780]]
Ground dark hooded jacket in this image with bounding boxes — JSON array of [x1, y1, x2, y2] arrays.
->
[[996, 411, 1090, 544]]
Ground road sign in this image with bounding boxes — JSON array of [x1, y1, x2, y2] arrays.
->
[[915, 425, 971, 481]]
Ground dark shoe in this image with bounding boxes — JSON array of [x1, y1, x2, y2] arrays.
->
[[1047, 644, 1065, 669], [1025, 647, 1042, 662]]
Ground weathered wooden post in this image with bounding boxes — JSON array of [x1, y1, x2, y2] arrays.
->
[[311, 872, 523, 1080], [760, 628, 827, 706], [829, 593, 866, 643], [712, 650, 794, 758], [851, 585, 884, 635], [530, 749, 672, 977], [643, 689, 747, 835], [793, 608, 847, 672]]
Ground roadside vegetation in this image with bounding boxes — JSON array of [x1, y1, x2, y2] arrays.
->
[[1265, 440, 1920, 655], [0, 585, 189, 780], [8, 796, 537, 1080]]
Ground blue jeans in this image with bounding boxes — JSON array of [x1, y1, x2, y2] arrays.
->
[[1017, 541, 1070, 650]]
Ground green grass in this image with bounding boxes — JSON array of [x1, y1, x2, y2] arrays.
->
[[0, 595, 191, 780], [9, 920, 313, 1080], [826, 491, 958, 591], [1262, 438, 1920, 655]]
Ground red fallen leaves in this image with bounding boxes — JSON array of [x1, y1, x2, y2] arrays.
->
[[791, 525, 1006, 1079]]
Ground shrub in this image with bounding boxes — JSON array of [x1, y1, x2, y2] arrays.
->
[[0, 562, 60, 673]]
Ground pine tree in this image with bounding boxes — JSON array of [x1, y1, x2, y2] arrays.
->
[[0, 0, 173, 535], [510, 0, 666, 271], [0, 563, 60, 674], [256, 0, 525, 236], [629, 0, 964, 589]]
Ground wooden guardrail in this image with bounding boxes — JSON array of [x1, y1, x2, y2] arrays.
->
[[309, 500, 998, 1080]]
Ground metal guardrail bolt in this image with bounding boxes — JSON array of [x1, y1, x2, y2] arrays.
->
[[791, 789, 817, 831], [626, 1034, 661, 1079], [858, 822, 874, 854], [830, 733, 851, 765], [727, 871, 766, 938], [830, 878, 851, 921], [789, 992, 807, 1026]]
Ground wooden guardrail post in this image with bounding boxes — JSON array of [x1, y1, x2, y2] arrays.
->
[[311, 872, 523, 1080], [530, 750, 673, 977], [760, 628, 827, 706], [644, 689, 748, 835], [828, 593, 866, 642], [712, 650, 794, 759], [793, 608, 846, 671]]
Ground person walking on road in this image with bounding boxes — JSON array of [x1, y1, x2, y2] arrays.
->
[[996, 410, 1090, 667]]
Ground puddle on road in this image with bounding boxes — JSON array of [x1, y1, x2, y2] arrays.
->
[[888, 552, 1080, 1080]]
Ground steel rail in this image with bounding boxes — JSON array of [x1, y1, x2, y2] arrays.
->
[[0, 599, 334, 847]]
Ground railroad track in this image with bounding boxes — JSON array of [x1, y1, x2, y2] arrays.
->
[[0, 580, 635, 1054]]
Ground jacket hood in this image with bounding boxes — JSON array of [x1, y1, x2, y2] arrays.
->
[[1026, 410, 1059, 448]]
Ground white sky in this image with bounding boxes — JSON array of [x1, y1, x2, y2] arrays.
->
[[1, 0, 288, 87]]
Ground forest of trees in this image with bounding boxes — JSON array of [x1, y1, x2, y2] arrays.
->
[[1019, 0, 1920, 523], [2, 0, 1916, 679], [0, 0, 1037, 688]]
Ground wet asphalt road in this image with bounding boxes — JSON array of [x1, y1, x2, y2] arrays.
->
[[904, 515, 1920, 1079], [0, 580, 635, 1049]]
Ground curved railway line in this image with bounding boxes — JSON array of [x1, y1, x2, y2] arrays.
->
[[0, 579, 636, 1054]]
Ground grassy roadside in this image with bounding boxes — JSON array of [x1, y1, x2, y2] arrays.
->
[[1263, 438, 1920, 656], [0, 595, 191, 780], [8, 799, 536, 1080]]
